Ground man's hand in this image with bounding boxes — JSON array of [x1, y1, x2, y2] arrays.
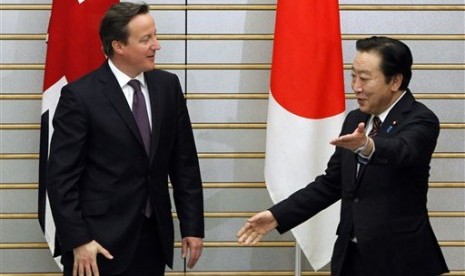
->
[[72, 240, 113, 276], [181, 237, 203, 269], [330, 122, 369, 152], [237, 210, 278, 245]]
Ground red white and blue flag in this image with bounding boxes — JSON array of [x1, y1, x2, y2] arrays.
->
[[38, 0, 118, 264], [265, 0, 346, 270]]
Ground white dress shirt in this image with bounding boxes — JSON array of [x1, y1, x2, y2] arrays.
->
[[108, 59, 153, 130]]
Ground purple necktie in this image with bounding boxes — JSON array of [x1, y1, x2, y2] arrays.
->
[[128, 79, 151, 155], [128, 79, 152, 217]]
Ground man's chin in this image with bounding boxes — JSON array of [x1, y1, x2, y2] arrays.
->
[[144, 62, 155, 71], [358, 106, 370, 114]]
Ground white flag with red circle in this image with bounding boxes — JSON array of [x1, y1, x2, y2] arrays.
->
[[265, 0, 346, 270]]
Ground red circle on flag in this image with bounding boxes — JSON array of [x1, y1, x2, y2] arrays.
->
[[270, 0, 345, 119]]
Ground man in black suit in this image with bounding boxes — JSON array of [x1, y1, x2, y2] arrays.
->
[[47, 3, 204, 276], [237, 36, 449, 275]]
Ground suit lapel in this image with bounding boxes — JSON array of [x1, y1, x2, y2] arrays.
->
[[379, 90, 415, 138], [98, 62, 147, 152], [145, 71, 164, 163], [354, 90, 415, 189]]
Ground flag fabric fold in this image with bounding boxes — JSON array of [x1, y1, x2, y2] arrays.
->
[[38, 0, 118, 264], [265, 0, 346, 270]]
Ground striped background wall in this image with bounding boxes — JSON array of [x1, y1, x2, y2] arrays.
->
[[1, 0, 464, 275]]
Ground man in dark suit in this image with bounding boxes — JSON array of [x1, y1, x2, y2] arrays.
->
[[46, 3, 204, 276], [237, 36, 449, 275]]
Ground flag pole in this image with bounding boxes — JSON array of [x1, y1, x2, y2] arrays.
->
[[295, 243, 302, 276]]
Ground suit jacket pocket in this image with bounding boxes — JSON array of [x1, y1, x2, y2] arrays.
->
[[81, 199, 110, 216], [389, 216, 425, 233]]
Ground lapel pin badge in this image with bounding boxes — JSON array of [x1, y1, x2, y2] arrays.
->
[[386, 120, 397, 133]]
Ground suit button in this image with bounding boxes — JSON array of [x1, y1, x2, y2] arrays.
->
[[353, 197, 360, 203]]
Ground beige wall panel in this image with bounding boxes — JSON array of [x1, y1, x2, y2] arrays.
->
[[429, 159, 465, 182], [194, 129, 266, 152], [0, 0, 463, 273], [0, 130, 40, 153], [0, 249, 60, 272], [339, 11, 465, 34], [0, 190, 38, 213], [188, 41, 273, 63], [187, 70, 270, 93], [345, 98, 465, 122], [0, 100, 41, 123], [0, 71, 45, 93], [188, 11, 276, 34], [1, 219, 45, 242], [0, 160, 38, 183], [187, 99, 268, 122], [199, 159, 264, 182], [343, 70, 465, 93]]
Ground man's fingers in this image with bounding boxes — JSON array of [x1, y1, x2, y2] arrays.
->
[[238, 227, 263, 245], [182, 237, 203, 269], [245, 231, 258, 244], [236, 223, 252, 238], [85, 264, 93, 276], [77, 263, 84, 276], [181, 239, 188, 258], [187, 246, 202, 268], [91, 261, 100, 276], [98, 246, 114, 260], [246, 230, 264, 245], [252, 233, 264, 245], [238, 226, 254, 243], [238, 211, 276, 245], [72, 262, 78, 276]]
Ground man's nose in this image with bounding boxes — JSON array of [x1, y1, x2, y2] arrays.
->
[[151, 39, 161, 50], [352, 79, 362, 92]]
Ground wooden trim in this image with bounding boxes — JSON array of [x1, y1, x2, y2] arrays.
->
[[0, 123, 464, 130], [1, 182, 464, 190], [1, 34, 465, 41], [1, 271, 464, 276], [0, 240, 463, 249], [1, 4, 464, 11], [0, 152, 464, 160], [2, 211, 464, 220], [1, 63, 464, 70], [2, 93, 464, 100]]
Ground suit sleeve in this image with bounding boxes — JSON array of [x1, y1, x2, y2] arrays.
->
[[168, 76, 205, 238], [46, 85, 93, 252]]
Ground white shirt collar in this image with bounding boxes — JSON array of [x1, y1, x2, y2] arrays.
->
[[375, 90, 407, 122], [108, 59, 146, 89]]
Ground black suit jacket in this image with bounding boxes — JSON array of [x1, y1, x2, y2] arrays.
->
[[270, 91, 448, 275], [47, 62, 204, 273]]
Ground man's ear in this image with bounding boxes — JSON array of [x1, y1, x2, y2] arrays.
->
[[391, 73, 403, 92], [112, 40, 124, 55]]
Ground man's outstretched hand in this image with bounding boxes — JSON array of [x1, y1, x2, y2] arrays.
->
[[237, 210, 278, 245]]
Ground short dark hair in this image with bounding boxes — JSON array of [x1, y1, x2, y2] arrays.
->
[[99, 2, 150, 57], [356, 36, 413, 90]]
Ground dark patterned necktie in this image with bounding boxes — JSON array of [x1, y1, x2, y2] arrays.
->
[[368, 116, 382, 137], [128, 79, 151, 154]]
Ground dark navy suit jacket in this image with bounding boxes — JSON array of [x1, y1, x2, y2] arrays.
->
[[47, 62, 204, 273], [270, 91, 448, 275]]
